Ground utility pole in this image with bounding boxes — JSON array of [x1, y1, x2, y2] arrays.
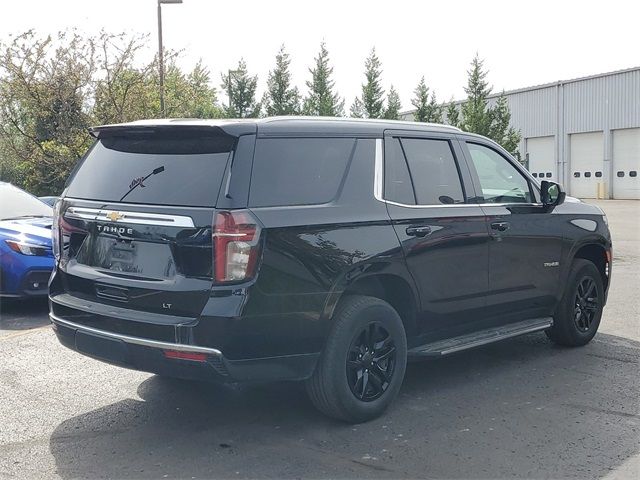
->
[[157, 0, 183, 117]]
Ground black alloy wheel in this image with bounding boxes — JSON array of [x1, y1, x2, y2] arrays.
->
[[574, 276, 599, 332], [305, 295, 407, 422], [546, 258, 604, 347], [346, 322, 396, 402]]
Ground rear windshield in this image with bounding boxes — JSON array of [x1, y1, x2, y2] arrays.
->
[[66, 130, 234, 207], [250, 137, 355, 207]]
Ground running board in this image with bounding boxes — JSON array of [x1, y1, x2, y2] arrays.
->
[[408, 317, 553, 357]]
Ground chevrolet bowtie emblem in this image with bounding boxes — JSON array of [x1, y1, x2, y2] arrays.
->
[[106, 211, 124, 222]]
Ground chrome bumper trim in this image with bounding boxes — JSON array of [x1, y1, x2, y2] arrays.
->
[[50, 313, 223, 356]]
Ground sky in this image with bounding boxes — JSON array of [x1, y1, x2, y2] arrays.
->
[[1, 0, 639, 112]]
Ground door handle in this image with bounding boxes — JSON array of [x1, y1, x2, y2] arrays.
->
[[490, 221, 510, 232], [406, 225, 432, 237]]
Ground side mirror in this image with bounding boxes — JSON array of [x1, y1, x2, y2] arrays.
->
[[540, 180, 566, 210]]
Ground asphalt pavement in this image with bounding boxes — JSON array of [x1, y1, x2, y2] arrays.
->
[[1, 200, 638, 479]]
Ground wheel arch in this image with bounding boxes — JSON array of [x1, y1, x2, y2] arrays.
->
[[569, 242, 610, 293], [323, 272, 420, 340]]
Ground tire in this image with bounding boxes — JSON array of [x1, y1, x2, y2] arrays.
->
[[546, 259, 604, 347], [306, 295, 407, 423]]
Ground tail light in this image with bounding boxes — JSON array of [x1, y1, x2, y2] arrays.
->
[[212, 210, 262, 284], [51, 200, 62, 260]]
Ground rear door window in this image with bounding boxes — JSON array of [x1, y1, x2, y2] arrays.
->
[[249, 137, 355, 207], [399, 138, 465, 205], [384, 137, 416, 205], [65, 130, 234, 207]]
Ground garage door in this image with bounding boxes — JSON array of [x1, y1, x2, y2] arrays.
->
[[613, 128, 640, 200], [526, 136, 555, 182], [570, 132, 604, 198]]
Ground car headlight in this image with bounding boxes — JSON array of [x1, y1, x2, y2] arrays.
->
[[5, 239, 50, 256]]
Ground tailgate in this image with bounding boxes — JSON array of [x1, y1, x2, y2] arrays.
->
[[54, 127, 235, 319]]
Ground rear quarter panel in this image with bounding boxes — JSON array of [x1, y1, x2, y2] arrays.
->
[[212, 138, 410, 359]]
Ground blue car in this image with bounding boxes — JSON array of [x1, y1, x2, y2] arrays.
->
[[0, 182, 54, 298]]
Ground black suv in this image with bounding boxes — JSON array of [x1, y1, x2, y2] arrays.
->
[[50, 117, 612, 422]]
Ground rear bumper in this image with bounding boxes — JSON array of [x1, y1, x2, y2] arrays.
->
[[50, 313, 319, 383]]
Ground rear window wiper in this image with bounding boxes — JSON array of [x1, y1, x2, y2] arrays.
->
[[119, 166, 165, 202]]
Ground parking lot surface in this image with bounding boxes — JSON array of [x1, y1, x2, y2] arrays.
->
[[1, 200, 638, 479]]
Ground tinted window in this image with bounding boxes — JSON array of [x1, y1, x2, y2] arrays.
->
[[399, 138, 464, 205], [0, 184, 52, 220], [467, 143, 533, 204], [384, 137, 416, 205], [66, 131, 233, 207], [250, 138, 354, 207]]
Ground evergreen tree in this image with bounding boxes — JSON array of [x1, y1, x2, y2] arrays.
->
[[303, 42, 344, 116], [411, 76, 430, 122], [460, 54, 492, 136], [411, 77, 441, 122], [221, 59, 260, 118], [457, 55, 521, 158], [489, 93, 521, 159], [427, 92, 443, 124], [349, 97, 364, 118], [262, 45, 300, 116], [384, 85, 402, 120], [357, 48, 385, 119], [445, 99, 460, 127]]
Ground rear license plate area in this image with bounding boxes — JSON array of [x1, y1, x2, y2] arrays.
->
[[76, 235, 176, 279]]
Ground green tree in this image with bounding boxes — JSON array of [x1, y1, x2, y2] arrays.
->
[[445, 99, 460, 127], [411, 77, 442, 122], [221, 59, 260, 118], [427, 92, 443, 123], [303, 42, 344, 116], [0, 30, 95, 195], [457, 55, 521, 158], [93, 33, 223, 123], [349, 97, 364, 118], [164, 60, 223, 118], [263, 45, 300, 116], [0, 30, 225, 195], [356, 48, 385, 119], [384, 85, 402, 120], [489, 93, 521, 158], [93, 32, 157, 124], [460, 54, 492, 136]]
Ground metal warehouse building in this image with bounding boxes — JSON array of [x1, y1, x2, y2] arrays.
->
[[402, 66, 640, 200]]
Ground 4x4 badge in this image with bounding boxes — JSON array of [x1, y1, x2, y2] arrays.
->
[[106, 211, 124, 222]]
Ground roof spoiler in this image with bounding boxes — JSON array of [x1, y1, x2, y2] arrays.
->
[[88, 122, 257, 138]]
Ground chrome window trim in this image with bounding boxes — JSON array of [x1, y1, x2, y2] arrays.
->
[[50, 313, 223, 356], [65, 206, 195, 227], [374, 137, 544, 210], [384, 199, 483, 209], [481, 202, 544, 208], [374, 138, 384, 201]]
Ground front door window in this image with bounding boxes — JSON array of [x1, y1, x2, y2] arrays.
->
[[467, 143, 534, 204]]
